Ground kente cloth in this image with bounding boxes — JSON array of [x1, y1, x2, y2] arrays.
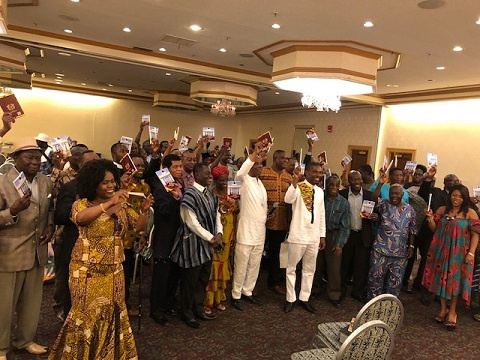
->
[[170, 187, 219, 268]]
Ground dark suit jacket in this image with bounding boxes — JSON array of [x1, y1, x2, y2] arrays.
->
[[54, 178, 79, 264], [418, 180, 448, 213], [152, 182, 182, 259], [339, 188, 375, 248]]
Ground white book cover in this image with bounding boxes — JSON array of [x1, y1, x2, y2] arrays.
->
[[13, 171, 30, 197], [473, 186, 480, 198], [227, 180, 242, 199], [142, 114, 150, 125], [149, 126, 159, 144], [427, 153, 438, 167], [120, 136, 133, 153], [155, 168, 175, 191], [360, 200, 375, 218], [404, 161, 417, 172], [179, 135, 192, 152], [202, 127, 215, 141], [50, 135, 72, 157], [305, 129, 319, 142], [341, 154, 352, 167]]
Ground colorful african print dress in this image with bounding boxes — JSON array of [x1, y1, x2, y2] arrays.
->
[[204, 195, 237, 308], [422, 215, 480, 302], [48, 198, 138, 360]]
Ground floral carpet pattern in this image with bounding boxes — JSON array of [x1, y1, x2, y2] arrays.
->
[[8, 267, 480, 360]]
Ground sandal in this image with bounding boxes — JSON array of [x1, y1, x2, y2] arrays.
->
[[215, 303, 227, 311], [434, 310, 449, 324], [204, 307, 212, 315], [473, 313, 480, 322], [445, 314, 457, 331]]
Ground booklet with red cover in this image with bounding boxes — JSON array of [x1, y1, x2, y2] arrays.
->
[[0, 93, 24, 118], [120, 153, 137, 176]]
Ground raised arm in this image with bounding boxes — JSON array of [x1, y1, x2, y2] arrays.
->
[[134, 121, 147, 146], [371, 169, 386, 202]]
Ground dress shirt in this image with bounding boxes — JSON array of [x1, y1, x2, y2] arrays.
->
[[348, 188, 363, 231], [181, 169, 195, 190], [369, 178, 409, 204], [235, 158, 268, 246], [180, 182, 223, 242], [284, 180, 326, 245], [325, 194, 351, 247], [260, 167, 292, 231]]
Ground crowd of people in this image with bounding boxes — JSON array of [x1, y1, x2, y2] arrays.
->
[[1, 111, 480, 359]]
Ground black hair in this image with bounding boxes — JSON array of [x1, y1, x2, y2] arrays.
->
[[445, 184, 470, 216], [388, 167, 403, 177], [110, 142, 122, 154], [358, 164, 374, 177], [326, 173, 340, 186], [162, 154, 181, 169], [416, 164, 427, 174], [273, 150, 286, 160], [160, 140, 169, 147], [75, 144, 88, 149], [305, 161, 321, 172], [193, 163, 209, 178], [77, 159, 120, 201]]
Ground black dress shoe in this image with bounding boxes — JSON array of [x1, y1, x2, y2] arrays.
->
[[330, 299, 341, 308], [166, 309, 180, 316], [284, 301, 295, 313], [298, 300, 316, 313], [242, 295, 262, 306], [196, 312, 217, 321], [185, 319, 200, 329], [150, 314, 169, 326], [231, 298, 243, 311]]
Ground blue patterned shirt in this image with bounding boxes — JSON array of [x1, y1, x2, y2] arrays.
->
[[374, 198, 417, 258]]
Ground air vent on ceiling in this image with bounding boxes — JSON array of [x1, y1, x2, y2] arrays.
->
[[161, 34, 197, 47], [239, 53, 254, 58], [132, 46, 154, 52]]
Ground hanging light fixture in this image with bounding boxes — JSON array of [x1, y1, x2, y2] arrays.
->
[[270, 45, 381, 112], [211, 99, 236, 117]]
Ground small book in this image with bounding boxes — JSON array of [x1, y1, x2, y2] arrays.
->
[[141, 114, 150, 125], [383, 155, 389, 170], [155, 168, 175, 191], [149, 126, 159, 144], [227, 180, 242, 199], [128, 191, 146, 198], [404, 161, 417, 172], [120, 153, 137, 176], [13, 171, 30, 197], [179, 135, 192, 152], [203, 127, 215, 141], [427, 153, 438, 167], [325, 168, 332, 178], [120, 136, 133, 153], [0, 93, 24, 118], [257, 131, 274, 147], [174, 127, 180, 141], [318, 151, 328, 165], [360, 200, 375, 218], [341, 154, 352, 167], [223, 137, 233, 150], [305, 128, 319, 142], [473, 186, 480, 198], [50, 135, 72, 157]]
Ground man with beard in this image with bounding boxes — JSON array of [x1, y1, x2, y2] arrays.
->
[[283, 162, 326, 313]]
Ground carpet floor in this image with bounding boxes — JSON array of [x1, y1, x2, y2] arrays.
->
[[6, 266, 480, 360]]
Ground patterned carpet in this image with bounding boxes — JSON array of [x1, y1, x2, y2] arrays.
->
[[7, 266, 480, 360]]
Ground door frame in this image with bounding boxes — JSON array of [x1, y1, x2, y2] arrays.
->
[[385, 147, 416, 162], [347, 145, 373, 171]]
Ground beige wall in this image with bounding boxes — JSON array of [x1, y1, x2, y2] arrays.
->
[[237, 106, 383, 175], [378, 100, 480, 191]]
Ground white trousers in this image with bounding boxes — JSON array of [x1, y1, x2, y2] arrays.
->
[[231, 243, 264, 300], [286, 242, 319, 303]]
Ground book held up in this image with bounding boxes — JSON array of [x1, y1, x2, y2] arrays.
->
[[360, 200, 375, 218], [179, 135, 192, 152], [120, 136, 133, 153], [155, 168, 176, 191], [149, 126, 159, 144], [50, 136, 72, 157], [202, 127, 215, 141], [341, 154, 352, 167], [13, 171, 30, 197], [223, 137, 233, 150], [120, 153, 137, 176], [227, 181, 241, 199], [0, 93, 24, 118], [427, 153, 438, 167], [141, 114, 150, 125], [318, 151, 328, 165], [305, 128, 319, 142]]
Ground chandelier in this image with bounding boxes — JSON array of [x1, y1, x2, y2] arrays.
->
[[301, 94, 341, 112], [211, 99, 236, 117]]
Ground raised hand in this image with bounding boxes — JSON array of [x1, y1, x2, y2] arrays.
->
[[10, 189, 32, 216], [140, 194, 154, 212]]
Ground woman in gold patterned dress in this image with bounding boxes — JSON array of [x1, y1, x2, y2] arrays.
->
[[49, 159, 152, 360], [204, 166, 237, 313]]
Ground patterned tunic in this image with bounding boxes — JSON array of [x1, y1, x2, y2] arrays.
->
[[48, 198, 138, 360], [123, 181, 150, 250], [259, 167, 292, 231]]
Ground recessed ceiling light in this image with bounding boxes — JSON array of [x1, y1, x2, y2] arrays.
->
[[453, 46, 463, 52], [55, 78, 63, 82], [123, 27, 131, 33], [386, 84, 399, 88], [363, 21, 374, 27], [436, 66, 445, 70], [128, 89, 133, 92], [71, 0, 80, 3], [189, 24, 202, 31], [275, 91, 280, 95], [165, 73, 171, 76], [55, 73, 64, 77], [219, 48, 227, 53], [58, 52, 71, 56], [108, 84, 113, 87], [81, 82, 86, 85], [477, 19, 480, 25], [64, 29, 73, 33], [159, 47, 166, 52], [272, 23, 281, 29], [102, 88, 107, 91]]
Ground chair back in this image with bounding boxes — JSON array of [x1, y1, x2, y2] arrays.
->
[[337, 320, 393, 360], [353, 294, 404, 335]]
